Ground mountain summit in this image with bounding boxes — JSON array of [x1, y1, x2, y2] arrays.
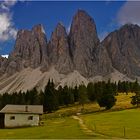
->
[[48, 22, 73, 74], [103, 24, 140, 78], [4, 24, 48, 75], [0, 10, 139, 93], [69, 10, 112, 77]]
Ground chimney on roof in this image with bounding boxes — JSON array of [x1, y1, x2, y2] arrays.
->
[[25, 105, 28, 112]]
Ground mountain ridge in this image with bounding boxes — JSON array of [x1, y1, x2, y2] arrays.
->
[[0, 10, 140, 93]]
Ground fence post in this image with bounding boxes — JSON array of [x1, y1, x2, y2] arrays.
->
[[94, 123, 96, 131], [123, 126, 126, 137]]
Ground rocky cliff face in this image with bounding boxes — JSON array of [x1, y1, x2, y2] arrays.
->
[[103, 24, 140, 78], [97, 44, 113, 76], [69, 10, 112, 77], [1, 10, 140, 93], [0, 56, 8, 76], [5, 24, 49, 75], [48, 23, 73, 74], [2, 10, 113, 78]]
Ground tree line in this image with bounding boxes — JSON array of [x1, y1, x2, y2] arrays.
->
[[0, 79, 140, 113]]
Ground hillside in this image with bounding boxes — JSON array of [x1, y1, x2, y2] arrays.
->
[[0, 93, 139, 139]]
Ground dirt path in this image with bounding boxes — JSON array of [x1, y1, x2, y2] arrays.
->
[[72, 115, 123, 139], [72, 116, 93, 135]]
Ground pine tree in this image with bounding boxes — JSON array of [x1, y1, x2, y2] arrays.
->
[[73, 86, 79, 102], [87, 82, 96, 101], [131, 95, 140, 107], [62, 85, 74, 106], [132, 79, 139, 93], [131, 79, 140, 107], [78, 85, 89, 110], [57, 86, 64, 106], [97, 80, 116, 110], [97, 93, 116, 110], [118, 80, 121, 93], [29, 87, 39, 104], [44, 79, 59, 113]]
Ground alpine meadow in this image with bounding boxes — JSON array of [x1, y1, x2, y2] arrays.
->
[[0, 1, 140, 139]]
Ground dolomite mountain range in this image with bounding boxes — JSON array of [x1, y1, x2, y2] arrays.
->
[[0, 10, 139, 93]]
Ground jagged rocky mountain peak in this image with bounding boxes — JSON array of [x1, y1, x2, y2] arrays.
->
[[74, 9, 94, 21], [16, 29, 31, 39], [32, 24, 46, 34], [56, 22, 65, 29], [103, 23, 140, 78], [120, 23, 139, 29], [5, 24, 48, 75], [51, 22, 67, 40], [68, 9, 111, 77], [16, 24, 45, 37], [70, 9, 98, 37], [69, 9, 99, 52], [48, 22, 73, 74], [1, 10, 140, 93]]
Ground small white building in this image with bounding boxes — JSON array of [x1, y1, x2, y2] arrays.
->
[[0, 104, 43, 128]]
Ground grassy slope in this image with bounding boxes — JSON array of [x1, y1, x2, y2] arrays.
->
[[46, 92, 134, 118], [81, 108, 140, 139], [0, 93, 136, 139], [113, 92, 134, 109], [0, 117, 95, 139]]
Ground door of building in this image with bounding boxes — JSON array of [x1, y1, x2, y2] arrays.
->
[[0, 114, 4, 128]]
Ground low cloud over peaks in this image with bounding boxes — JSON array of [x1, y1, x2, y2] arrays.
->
[[1, 54, 9, 58], [0, 0, 17, 42], [0, 0, 17, 11], [117, 1, 140, 26]]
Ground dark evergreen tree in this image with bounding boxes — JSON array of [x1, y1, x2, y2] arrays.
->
[[62, 85, 74, 106], [131, 95, 140, 107], [118, 80, 122, 93], [43, 79, 59, 113], [97, 93, 116, 110], [87, 82, 96, 101], [111, 82, 118, 95], [78, 85, 89, 109], [73, 86, 79, 102], [29, 87, 39, 104], [39, 90, 45, 105], [132, 79, 139, 93], [57, 86, 64, 106], [1, 79, 139, 113], [97, 80, 116, 110], [68, 87, 75, 104], [131, 79, 140, 107]]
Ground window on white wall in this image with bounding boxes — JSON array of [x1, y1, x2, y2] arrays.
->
[[10, 116, 15, 120], [28, 116, 33, 120]]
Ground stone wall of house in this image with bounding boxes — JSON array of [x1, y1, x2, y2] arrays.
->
[[4, 113, 39, 128]]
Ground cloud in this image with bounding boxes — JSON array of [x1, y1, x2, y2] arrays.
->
[[1, 54, 9, 58], [117, 1, 140, 26], [0, 0, 17, 42], [0, 0, 17, 11]]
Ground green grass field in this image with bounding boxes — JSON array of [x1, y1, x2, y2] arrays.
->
[[81, 108, 140, 139], [0, 117, 95, 139], [1, 108, 140, 139], [0, 93, 138, 139]]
